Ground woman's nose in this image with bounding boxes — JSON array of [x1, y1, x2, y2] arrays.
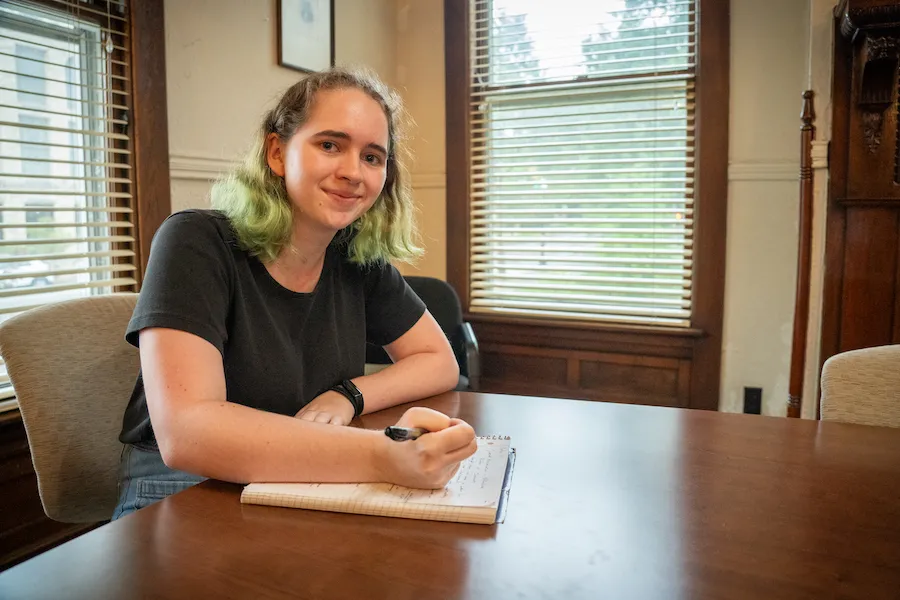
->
[[335, 153, 362, 182]]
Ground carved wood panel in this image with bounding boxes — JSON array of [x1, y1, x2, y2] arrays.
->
[[822, 1, 900, 378]]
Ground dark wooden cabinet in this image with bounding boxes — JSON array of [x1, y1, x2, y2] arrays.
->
[[821, 1, 900, 383]]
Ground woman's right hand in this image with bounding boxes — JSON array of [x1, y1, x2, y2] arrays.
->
[[378, 407, 477, 489]]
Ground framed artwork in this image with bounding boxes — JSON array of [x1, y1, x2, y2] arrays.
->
[[277, 0, 335, 73]]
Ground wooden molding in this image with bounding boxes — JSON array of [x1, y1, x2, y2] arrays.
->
[[811, 141, 830, 169], [728, 161, 801, 181], [130, 0, 172, 283], [169, 153, 233, 181], [411, 172, 446, 190], [689, 0, 731, 411], [444, 0, 471, 307]]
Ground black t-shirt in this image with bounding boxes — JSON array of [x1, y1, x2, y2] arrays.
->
[[119, 209, 425, 445]]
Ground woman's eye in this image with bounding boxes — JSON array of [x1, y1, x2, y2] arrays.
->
[[321, 141, 337, 151], [364, 154, 382, 165]]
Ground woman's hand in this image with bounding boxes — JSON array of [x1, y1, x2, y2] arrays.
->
[[378, 407, 477, 489], [295, 390, 355, 426]]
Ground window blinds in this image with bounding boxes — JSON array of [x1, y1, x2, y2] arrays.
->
[[468, 0, 695, 326], [0, 0, 135, 406]]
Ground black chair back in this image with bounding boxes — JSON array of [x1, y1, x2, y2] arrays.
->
[[366, 276, 469, 378]]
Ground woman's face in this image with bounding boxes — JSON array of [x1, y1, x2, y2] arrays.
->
[[269, 87, 390, 234]]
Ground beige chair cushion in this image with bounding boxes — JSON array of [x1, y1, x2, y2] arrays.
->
[[0, 293, 139, 522], [820, 344, 900, 428]]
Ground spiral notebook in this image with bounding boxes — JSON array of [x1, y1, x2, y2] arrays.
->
[[240, 436, 515, 525]]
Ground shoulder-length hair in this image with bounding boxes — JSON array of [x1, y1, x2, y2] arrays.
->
[[210, 66, 422, 266]]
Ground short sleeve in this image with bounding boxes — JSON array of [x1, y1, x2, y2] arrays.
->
[[364, 262, 426, 346], [126, 211, 233, 354]]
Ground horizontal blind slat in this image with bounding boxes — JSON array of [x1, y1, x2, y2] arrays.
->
[[0, 220, 134, 230], [472, 236, 691, 245], [0, 68, 129, 97], [471, 271, 687, 286], [0, 86, 130, 112], [3, 173, 132, 184], [1, 191, 133, 198], [472, 280, 690, 296], [0, 120, 130, 140], [0, 155, 132, 169], [0, 276, 137, 301], [471, 289, 690, 307], [471, 73, 693, 100], [0, 234, 134, 247], [0, 136, 132, 155], [6, 0, 128, 25], [470, 298, 690, 318], [480, 55, 694, 82], [0, 249, 135, 263], [0, 205, 133, 213], [472, 7, 695, 38], [0, 262, 135, 282], [2, 103, 128, 124]]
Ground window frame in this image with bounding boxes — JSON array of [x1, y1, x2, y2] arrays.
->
[[444, 0, 729, 409], [0, 0, 170, 408]]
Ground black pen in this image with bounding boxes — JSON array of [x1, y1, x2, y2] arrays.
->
[[384, 426, 428, 441]]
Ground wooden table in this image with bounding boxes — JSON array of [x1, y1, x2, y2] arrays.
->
[[1, 392, 899, 599]]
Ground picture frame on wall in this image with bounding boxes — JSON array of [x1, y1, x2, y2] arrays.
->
[[277, 0, 335, 73]]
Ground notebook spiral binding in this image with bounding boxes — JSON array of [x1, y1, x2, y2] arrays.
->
[[479, 435, 511, 440]]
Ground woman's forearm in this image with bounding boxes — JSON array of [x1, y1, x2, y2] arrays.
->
[[155, 400, 387, 484], [352, 349, 459, 414]]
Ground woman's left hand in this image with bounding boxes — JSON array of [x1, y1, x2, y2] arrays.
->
[[295, 390, 355, 426]]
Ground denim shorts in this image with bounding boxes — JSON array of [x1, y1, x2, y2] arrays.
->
[[111, 443, 206, 520]]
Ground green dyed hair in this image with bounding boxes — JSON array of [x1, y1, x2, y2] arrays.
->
[[210, 66, 422, 266]]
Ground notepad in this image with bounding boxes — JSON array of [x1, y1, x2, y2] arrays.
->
[[240, 436, 515, 525]]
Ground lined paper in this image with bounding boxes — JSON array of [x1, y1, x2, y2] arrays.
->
[[241, 437, 512, 524]]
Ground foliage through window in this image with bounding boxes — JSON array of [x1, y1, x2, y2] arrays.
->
[[0, 0, 137, 406], [469, 0, 695, 326]]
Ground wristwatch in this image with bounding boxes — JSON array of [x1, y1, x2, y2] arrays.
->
[[330, 379, 364, 418]]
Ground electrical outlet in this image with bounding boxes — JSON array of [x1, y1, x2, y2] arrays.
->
[[743, 387, 762, 414]]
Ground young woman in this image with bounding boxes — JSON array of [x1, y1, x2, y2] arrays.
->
[[112, 67, 475, 519]]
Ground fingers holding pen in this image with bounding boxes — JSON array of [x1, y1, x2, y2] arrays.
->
[[383, 409, 478, 489]]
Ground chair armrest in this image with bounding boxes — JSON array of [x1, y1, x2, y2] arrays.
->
[[461, 322, 480, 391]]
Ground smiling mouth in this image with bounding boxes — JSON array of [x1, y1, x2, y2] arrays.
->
[[324, 189, 361, 201]]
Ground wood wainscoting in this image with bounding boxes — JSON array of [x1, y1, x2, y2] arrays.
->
[[0, 412, 97, 571], [470, 316, 704, 409]]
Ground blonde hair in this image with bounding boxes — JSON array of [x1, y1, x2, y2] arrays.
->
[[210, 66, 422, 265]]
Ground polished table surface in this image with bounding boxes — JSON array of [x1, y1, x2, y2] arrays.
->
[[2, 392, 900, 599]]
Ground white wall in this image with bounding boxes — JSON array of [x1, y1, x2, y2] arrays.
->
[[394, 0, 447, 279], [164, 0, 397, 213], [164, 0, 826, 415], [719, 0, 811, 415]]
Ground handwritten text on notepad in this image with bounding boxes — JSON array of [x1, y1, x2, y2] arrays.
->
[[285, 438, 511, 508]]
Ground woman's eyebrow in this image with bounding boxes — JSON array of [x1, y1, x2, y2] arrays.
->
[[313, 130, 388, 156]]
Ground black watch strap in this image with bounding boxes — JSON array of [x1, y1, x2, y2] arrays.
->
[[330, 379, 364, 418]]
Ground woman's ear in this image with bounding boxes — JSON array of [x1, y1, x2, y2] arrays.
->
[[265, 132, 286, 177]]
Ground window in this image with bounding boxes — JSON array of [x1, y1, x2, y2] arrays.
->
[[445, 0, 727, 409], [0, 0, 138, 408], [468, 0, 695, 326]]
